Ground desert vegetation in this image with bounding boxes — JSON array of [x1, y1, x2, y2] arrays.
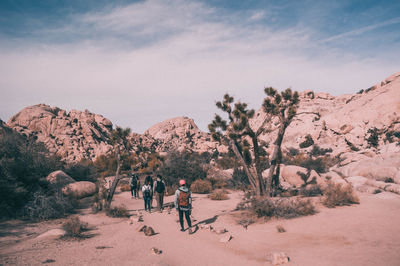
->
[[322, 182, 360, 208]]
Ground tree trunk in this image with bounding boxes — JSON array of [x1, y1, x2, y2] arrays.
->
[[252, 136, 266, 196], [105, 154, 121, 210], [265, 124, 287, 196], [230, 140, 258, 192]]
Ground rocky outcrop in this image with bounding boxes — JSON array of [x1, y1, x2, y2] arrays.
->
[[46, 170, 75, 188], [8, 104, 113, 162], [143, 116, 222, 153], [62, 181, 97, 199]]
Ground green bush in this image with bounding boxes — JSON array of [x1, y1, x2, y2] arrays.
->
[[322, 182, 359, 208], [228, 168, 250, 189], [157, 151, 208, 187], [0, 130, 63, 218], [23, 189, 76, 221], [190, 179, 212, 194], [299, 185, 323, 197], [64, 159, 97, 182]]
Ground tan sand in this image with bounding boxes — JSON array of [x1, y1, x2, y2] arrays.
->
[[1, 190, 400, 265]]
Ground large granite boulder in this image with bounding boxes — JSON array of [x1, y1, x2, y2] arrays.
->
[[63, 181, 97, 199], [46, 170, 75, 188]]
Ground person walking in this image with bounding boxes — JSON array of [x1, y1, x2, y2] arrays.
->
[[174, 179, 192, 233], [154, 174, 166, 212], [130, 173, 138, 199], [142, 179, 153, 213], [136, 177, 141, 199]]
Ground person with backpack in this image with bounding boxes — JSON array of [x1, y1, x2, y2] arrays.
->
[[136, 177, 141, 199], [154, 174, 166, 212], [174, 179, 192, 233], [130, 173, 138, 199], [142, 178, 153, 213]]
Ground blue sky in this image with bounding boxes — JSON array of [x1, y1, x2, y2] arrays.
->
[[1, 0, 399, 133]]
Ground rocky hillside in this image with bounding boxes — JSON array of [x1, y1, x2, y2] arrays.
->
[[5, 73, 400, 165], [254, 72, 400, 155], [7, 104, 113, 162]]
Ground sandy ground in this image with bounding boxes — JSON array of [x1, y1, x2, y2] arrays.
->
[[1, 190, 400, 266]]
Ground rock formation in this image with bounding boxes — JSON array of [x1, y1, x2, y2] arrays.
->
[[8, 104, 113, 162]]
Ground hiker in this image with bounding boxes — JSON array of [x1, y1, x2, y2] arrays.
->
[[142, 178, 153, 212], [136, 177, 141, 199], [174, 179, 192, 233], [154, 174, 166, 212], [145, 175, 154, 201], [130, 173, 138, 199]]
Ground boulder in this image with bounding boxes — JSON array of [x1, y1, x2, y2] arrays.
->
[[144, 226, 155, 236], [63, 181, 97, 199], [46, 170, 75, 188], [267, 252, 290, 265], [263, 165, 324, 188], [36, 229, 66, 240]]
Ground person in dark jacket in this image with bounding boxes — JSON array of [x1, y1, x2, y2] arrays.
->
[[174, 179, 192, 233], [153, 174, 166, 212], [142, 179, 153, 212], [130, 173, 138, 199]]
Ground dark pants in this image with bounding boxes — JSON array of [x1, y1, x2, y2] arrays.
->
[[179, 209, 192, 230], [155, 192, 164, 211], [144, 197, 152, 212], [130, 186, 137, 197]]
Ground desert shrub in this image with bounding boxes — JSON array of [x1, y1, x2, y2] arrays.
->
[[190, 179, 212, 194], [63, 216, 88, 238], [250, 197, 316, 219], [166, 185, 178, 196], [299, 134, 314, 148], [300, 185, 323, 197], [228, 168, 250, 189], [366, 127, 379, 148], [209, 189, 229, 200], [157, 151, 208, 187], [106, 205, 130, 218], [284, 153, 339, 173], [384, 177, 394, 183], [0, 131, 63, 218], [216, 156, 238, 169], [23, 190, 76, 221], [63, 159, 97, 182], [287, 147, 300, 157], [310, 145, 332, 156], [322, 182, 359, 208]]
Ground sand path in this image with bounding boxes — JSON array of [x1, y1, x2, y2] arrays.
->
[[1, 191, 400, 265]]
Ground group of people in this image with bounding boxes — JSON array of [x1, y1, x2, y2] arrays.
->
[[129, 174, 193, 232]]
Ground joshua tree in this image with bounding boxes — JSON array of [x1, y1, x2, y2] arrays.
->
[[209, 87, 299, 196], [105, 126, 132, 209]]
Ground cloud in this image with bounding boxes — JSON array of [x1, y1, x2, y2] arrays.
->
[[0, 0, 399, 133], [320, 16, 400, 43]]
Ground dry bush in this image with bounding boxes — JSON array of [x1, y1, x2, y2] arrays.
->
[[166, 185, 177, 196], [300, 185, 323, 197], [63, 216, 88, 238], [209, 189, 229, 200], [251, 197, 316, 219], [106, 205, 130, 218], [190, 179, 212, 194], [322, 182, 359, 208], [120, 184, 131, 192]]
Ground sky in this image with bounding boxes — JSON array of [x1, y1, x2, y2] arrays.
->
[[0, 0, 399, 133]]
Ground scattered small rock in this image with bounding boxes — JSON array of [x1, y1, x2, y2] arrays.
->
[[95, 246, 113, 249], [128, 215, 143, 224], [212, 227, 228, 234], [42, 259, 55, 264], [267, 252, 290, 265], [219, 234, 232, 243], [151, 247, 162, 255], [276, 225, 286, 233], [137, 225, 147, 232], [199, 224, 213, 230], [144, 226, 155, 236]]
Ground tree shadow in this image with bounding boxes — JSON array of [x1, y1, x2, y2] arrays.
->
[[194, 215, 218, 226]]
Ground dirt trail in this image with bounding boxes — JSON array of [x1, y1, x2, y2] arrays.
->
[[1, 191, 400, 265]]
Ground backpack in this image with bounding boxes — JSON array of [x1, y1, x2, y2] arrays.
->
[[143, 187, 151, 198], [178, 190, 190, 207], [155, 181, 165, 193]]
